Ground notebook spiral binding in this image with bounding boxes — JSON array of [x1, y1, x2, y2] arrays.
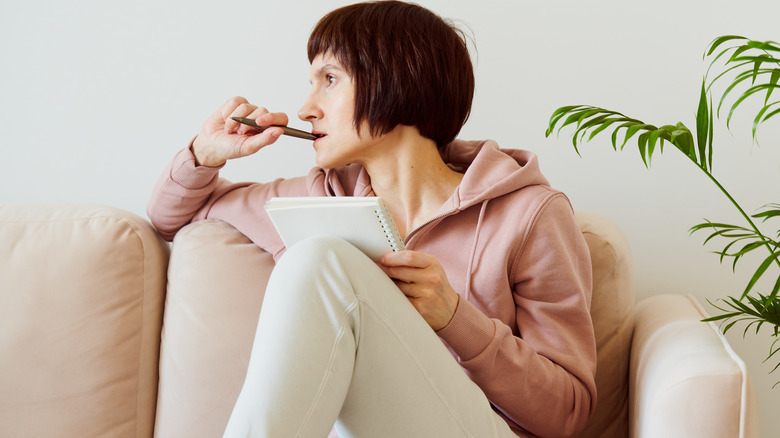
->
[[374, 199, 406, 252]]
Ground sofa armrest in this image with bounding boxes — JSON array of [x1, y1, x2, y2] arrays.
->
[[629, 294, 758, 438]]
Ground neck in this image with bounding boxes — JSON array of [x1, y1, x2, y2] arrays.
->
[[360, 127, 463, 238]]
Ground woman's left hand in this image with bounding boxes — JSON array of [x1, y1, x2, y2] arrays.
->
[[378, 250, 460, 331]]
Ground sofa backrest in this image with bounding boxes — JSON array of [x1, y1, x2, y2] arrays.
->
[[154, 220, 274, 437], [576, 211, 635, 438], [0, 203, 169, 438], [155, 212, 635, 437]]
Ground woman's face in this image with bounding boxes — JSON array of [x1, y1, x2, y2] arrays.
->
[[298, 52, 380, 169]]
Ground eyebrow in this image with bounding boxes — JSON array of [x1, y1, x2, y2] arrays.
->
[[312, 63, 345, 81]]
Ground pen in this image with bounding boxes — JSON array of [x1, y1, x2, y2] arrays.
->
[[230, 117, 322, 141]]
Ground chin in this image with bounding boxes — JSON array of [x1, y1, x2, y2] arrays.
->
[[314, 154, 339, 170], [314, 150, 351, 170]]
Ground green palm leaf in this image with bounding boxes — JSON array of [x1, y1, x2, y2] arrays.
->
[[691, 218, 780, 300], [545, 82, 711, 172], [706, 36, 780, 142], [705, 294, 780, 333], [727, 82, 780, 130], [705, 293, 780, 385], [754, 204, 780, 224]]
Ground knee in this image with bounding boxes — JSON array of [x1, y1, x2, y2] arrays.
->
[[266, 236, 370, 308]]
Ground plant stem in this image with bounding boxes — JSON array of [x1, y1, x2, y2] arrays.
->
[[697, 164, 780, 289]]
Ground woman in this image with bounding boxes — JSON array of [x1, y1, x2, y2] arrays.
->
[[148, 2, 597, 437]]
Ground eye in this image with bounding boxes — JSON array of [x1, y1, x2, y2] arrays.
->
[[325, 74, 336, 85]]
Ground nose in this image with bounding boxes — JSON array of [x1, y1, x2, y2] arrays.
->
[[298, 90, 323, 123]]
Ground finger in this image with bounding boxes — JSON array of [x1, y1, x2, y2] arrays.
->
[[379, 264, 418, 283], [227, 104, 262, 134], [392, 278, 426, 298], [200, 97, 247, 135], [385, 264, 446, 293], [380, 250, 432, 269], [220, 96, 250, 121], [232, 107, 269, 135], [254, 111, 289, 128], [239, 127, 284, 155]]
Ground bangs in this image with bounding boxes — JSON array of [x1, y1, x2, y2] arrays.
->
[[306, 1, 474, 146]]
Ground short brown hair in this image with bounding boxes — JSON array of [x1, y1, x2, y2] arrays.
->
[[307, 1, 474, 147]]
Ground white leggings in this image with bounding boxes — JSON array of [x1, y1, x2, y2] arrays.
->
[[223, 237, 517, 438]]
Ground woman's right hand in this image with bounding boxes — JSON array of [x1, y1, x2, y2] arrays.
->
[[191, 96, 289, 167]]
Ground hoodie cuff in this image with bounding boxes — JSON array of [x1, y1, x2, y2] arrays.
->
[[169, 146, 224, 189], [436, 297, 496, 361]]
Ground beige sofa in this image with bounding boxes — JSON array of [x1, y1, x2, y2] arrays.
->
[[0, 203, 758, 438]]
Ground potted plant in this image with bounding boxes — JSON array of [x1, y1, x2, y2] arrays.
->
[[545, 36, 780, 380]]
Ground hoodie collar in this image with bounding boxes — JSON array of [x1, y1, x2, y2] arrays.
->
[[325, 139, 549, 211], [440, 139, 550, 212]]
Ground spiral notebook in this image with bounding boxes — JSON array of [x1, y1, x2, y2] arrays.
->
[[264, 197, 406, 261]]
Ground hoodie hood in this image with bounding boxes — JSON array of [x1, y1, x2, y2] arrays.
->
[[439, 139, 550, 211], [434, 139, 552, 303]]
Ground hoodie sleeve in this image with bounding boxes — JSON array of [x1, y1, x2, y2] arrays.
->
[[146, 147, 329, 257], [436, 193, 597, 438]]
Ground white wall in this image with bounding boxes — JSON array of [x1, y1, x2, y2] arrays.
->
[[3, 0, 779, 434]]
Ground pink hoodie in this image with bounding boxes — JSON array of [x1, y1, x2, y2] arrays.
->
[[148, 139, 597, 438]]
